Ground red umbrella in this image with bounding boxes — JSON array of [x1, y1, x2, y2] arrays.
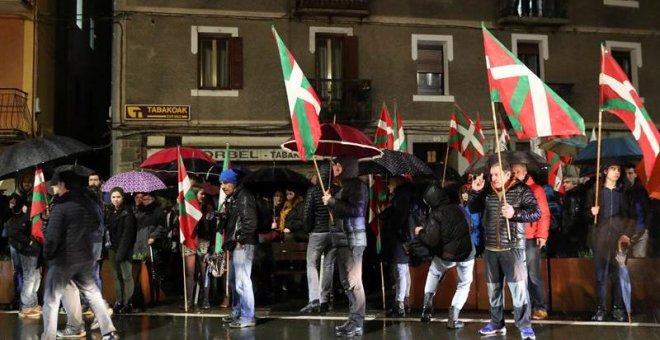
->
[[281, 123, 383, 160], [141, 146, 216, 174]]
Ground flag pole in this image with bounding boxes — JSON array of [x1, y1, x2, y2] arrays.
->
[[594, 111, 603, 225], [490, 102, 511, 240], [441, 144, 450, 188], [312, 157, 334, 224], [178, 147, 189, 313]]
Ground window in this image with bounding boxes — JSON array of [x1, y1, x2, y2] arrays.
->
[[517, 43, 540, 76], [191, 26, 242, 97], [315, 34, 345, 101], [412, 34, 454, 102], [199, 35, 230, 89], [605, 41, 642, 91], [512, 34, 549, 80], [604, 0, 639, 8]]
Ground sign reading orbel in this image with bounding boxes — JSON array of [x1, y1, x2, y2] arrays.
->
[[124, 105, 191, 121]]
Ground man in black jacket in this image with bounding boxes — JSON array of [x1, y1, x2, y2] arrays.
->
[[415, 185, 474, 328], [469, 161, 540, 340], [300, 162, 337, 313], [323, 155, 368, 337], [220, 169, 258, 328], [41, 171, 118, 340]]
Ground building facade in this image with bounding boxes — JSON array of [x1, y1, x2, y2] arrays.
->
[[111, 0, 660, 175]]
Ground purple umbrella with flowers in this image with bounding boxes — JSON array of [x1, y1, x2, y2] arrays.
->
[[101, 171, 167, 193]]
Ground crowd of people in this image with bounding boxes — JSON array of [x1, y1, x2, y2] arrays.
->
[[0, 155, 658, 339]]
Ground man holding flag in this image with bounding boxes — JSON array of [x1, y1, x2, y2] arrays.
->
[[219, 169, 258, 328]]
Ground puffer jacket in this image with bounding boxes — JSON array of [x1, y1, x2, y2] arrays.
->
[[523, 176, 550, 240], [468, 179, 541, 250], [44, 190, 100, 265], [304, 162, 335, 233], [223, 185, 258, 247], [327, 157, 368, 247], [418, 185, 474, 262]]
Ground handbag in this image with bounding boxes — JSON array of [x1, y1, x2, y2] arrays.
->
[[206, 252, 226, 277]]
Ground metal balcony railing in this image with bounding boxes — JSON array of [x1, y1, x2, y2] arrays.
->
[[498, 0, 569, 25], [310, 79, 372, 126], [0, 88, 33, 137], [295, 0, 370, 18]]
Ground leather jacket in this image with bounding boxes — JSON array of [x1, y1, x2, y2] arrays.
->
[[223, 186, 258, 248], [468, 179, 541, 250]]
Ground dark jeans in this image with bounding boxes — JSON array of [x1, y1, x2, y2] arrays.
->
[[525, 239, 547, 311], [593, 252, 624, 309], [484, 248, 531, 330], [108, 249, 134, 305], [336, 245, 365, 328], [306, 232, 336, 303]]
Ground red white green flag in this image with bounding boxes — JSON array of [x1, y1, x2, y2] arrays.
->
[[272, 26, 322, 161], [498, 119, 510, 151], [600, 45, 660, 177], [547, 150, 565, 194], [392, 101, 408, 153], [448, 104, 485, 163], [178, 150, 202, 251], [30, 168, 47, 245], [482, 24, 585, 139], [215, 143, 232, 253], [374, 102, 394, 150]]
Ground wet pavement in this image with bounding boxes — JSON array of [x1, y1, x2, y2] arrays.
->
[[2, 309, 660, 340]]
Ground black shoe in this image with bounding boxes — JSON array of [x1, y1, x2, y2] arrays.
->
[[334, 320, 350, 332], [591, 306, 606, 321], [300, 300, 321, 313], [222, 315, 236, 323], [201, 301, 211, 310], [102, 331, 120, 340], [420, 307, 432, 323], [335, 325, 363, 337], [112, 303, 123, 314], [320, 302, 330, 313], [119, 304, 133, 314], [386, 301, 406, 318], [612, 307, 626, 322]]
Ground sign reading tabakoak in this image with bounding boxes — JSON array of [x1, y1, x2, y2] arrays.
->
[[124, 105, 191, 120]]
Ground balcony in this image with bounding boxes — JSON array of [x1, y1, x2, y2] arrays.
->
[[294, 0, 370, 18], [497, 0, 569, 26], [310, 79, 372, 127], [0, 0, 34, 12], [0, 88, 33, 138]]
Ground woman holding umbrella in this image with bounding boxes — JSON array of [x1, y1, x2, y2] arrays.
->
[[106, 187, 137, 314]]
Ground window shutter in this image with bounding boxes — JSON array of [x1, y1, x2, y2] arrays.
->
[[229, 37, 243, 89], [343, 36, 359, 80], [517, 42, 539, 55], [417, 46, 443, 73]]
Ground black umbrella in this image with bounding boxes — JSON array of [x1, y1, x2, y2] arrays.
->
[[241, 166, 311, 194], [0, 136, 92, 179], [53, 164, 96, 177], [359, 150, 433, 177], [464, 151, 548, 176], [573, 137, 642, 166]]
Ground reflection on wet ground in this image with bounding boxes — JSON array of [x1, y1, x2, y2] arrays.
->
[[2, 311, 660, 340]]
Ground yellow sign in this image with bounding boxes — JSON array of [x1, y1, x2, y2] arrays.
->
[[124, 105, 190, 120]]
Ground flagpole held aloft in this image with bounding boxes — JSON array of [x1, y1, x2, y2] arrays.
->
[[178, 147, 189, 313], [594, 109, 603, 225], [441, 145, 450, 188], [490, 102, 512, 241]]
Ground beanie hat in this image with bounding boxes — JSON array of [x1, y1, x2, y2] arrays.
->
[[219, 169, 238, 185]]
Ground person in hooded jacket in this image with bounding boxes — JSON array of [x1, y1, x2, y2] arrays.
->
[[134, 192, 168, 306], [322, 155, 369, 337], [379, 176, 415, 317], [300, 162, 337, 313], [106, 187, 137, 314], [415, 184, 474, 328]]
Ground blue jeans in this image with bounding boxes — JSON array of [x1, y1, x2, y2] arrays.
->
[[306, 232, 336, 303], [10, 246, 23, 297], [18, 253, 41, 309], [484, 249, 531, 330], [424, 257, 474, 310], [336, 245, 365, 328], [593, 252, 624, 308], [525, 239, 547, 310], [42, 261, 115, 340], [229, 244, 255, 322]]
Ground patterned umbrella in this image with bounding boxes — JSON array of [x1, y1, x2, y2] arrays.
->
[[101, 171, 167, 193], [359, 149, 432, 176]]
